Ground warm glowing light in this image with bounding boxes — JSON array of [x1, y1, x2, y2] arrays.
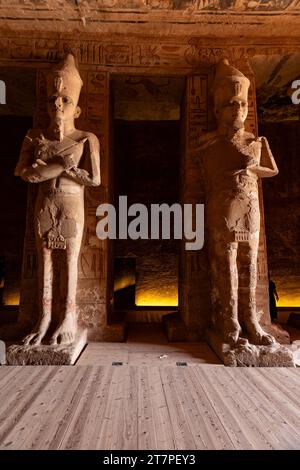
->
[[277, 295, 300, 308], [3, 292, 20, 306], [114, 275, 135, 292], [135, 291, 178, 307]]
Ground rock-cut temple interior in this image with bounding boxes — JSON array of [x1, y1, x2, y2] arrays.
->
[[0, 0, 299, 452]]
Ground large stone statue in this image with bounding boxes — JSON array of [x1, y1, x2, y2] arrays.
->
[[14, 54, 100, 348], [200, 59, 284, 362]]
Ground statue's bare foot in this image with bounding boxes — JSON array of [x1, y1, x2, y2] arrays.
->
[[245, 320, 276, 346], [224, 318, 242, 347], [50, 314, 77, 346], [225, 331, 240, 347], [22, 314, 51, 347]]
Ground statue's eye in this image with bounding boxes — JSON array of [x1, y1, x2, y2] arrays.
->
[[47, 96, 56, 103], [63, 96, 73, 104]]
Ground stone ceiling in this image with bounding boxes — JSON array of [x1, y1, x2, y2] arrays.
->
[[251, 53, 300, 121], [0, 1, 300, 121], [0, 0, 300, 38]]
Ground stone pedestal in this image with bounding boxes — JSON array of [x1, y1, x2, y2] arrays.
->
[[290, 340, 300, 367], [206, 329, 295, 367], [0, 340, 5, 365], [6, 329, 87, 365]]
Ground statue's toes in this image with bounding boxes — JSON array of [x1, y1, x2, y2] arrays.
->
[[261, 333, 276, 346], [59, 332, 74, 345], [237, 337, 249, 346], [249, 331, 276, 346], [50, 328, 75, 346], [22, 334, 36, 346], [31, 335, 43, 347], [68, 332, 75, 343], [49, 334, 58, 346], [225, 331, 240, 347], [50, 331, 69, 345]]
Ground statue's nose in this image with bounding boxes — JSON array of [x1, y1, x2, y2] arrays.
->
[[54, 97, 63, 109], [232, 102, 243, 113]]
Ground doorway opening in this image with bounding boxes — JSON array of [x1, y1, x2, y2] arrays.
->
[[0, 66, 35, 323], [111, 74, 185, 323]]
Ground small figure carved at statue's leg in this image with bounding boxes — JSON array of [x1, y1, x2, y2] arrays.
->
[[243, 240, 275, 345], [23, 246, 53, 346], [50, 244, 78, 345]]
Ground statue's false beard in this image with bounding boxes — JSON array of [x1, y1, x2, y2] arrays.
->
[[232, 117, 245, 130], [52, 117, 64, 142]]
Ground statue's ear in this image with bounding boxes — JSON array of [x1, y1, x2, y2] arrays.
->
[[74, 106, 81, 119]]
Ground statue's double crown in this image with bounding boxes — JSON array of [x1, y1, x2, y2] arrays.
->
[[46, 54, 83, 105], [212, 58, 250, 107]]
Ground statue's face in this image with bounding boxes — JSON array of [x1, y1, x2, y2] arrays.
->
[[216, 96, 248, 130], [47, 93, 77, 121]]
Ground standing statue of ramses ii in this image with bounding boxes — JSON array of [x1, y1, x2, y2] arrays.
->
[[15, 54, 100, 346], [199, 59, 279, 347]]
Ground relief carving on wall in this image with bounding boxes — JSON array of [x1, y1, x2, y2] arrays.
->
[[0, 37, 300, 68], [0, 0, 299, 12]]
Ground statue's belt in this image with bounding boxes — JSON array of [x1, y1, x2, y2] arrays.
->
[[39, 186, 82, 196]]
